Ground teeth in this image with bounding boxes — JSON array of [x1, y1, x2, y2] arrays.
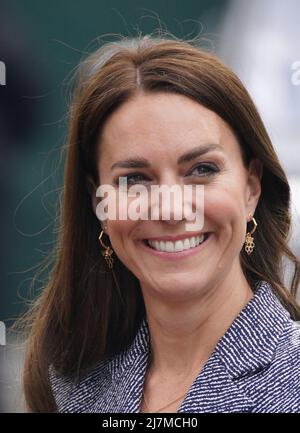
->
[[148, 234, 205, 252]]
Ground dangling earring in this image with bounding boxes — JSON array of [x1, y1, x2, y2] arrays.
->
[[99, 229, 114, 268], [244, 214, 257, 255]]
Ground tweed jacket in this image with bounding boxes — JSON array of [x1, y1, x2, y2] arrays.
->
[[50, 280, 300, 413]]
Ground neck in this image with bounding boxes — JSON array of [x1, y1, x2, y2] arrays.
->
[[140, 265, 254, 378]]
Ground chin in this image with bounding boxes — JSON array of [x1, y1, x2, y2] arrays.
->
[[148, 276, 209, 299]]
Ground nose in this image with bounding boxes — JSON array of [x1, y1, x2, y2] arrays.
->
[[148, 174, 204, 231], [149, 176, 185, 225]]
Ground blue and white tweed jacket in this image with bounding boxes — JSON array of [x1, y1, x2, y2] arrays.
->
[[50, 281, 300, 413]]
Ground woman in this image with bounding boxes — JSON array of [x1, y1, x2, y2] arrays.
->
[[23, 34, 300, 413]]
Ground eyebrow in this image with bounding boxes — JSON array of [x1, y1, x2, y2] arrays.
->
[[110, 144, 224, 171]]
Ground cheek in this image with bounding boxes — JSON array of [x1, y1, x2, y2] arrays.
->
[[105, 218, 140, 265], [204, 184, 247, 239]]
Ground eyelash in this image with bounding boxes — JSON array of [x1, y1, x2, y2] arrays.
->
[[115, 163, 219, 186]]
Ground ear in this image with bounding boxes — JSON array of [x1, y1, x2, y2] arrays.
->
[[245, 158, 263, 216]]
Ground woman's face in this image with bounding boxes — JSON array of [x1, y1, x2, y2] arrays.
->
[[94, 92, 262, 301]]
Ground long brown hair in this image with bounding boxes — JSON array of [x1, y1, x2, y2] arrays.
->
[[22, 32, 300, 412]]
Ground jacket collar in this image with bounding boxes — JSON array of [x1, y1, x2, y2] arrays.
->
[[103, 280, 291, 412]]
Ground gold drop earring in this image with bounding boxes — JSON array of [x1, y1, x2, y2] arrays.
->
[[99, 229, 114, 268], [244, 214, 257, 255]]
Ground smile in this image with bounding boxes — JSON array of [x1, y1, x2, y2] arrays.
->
[[147, 234, 206, 252], [141, 232, 211, 258]]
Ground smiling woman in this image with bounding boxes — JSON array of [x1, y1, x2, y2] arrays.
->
[[23, 33, 300, 413]]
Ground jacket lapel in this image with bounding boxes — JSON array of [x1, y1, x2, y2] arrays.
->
[[106, 349, 149, 413], [177, 354, 255, 413]]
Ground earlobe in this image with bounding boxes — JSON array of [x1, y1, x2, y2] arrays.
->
[[102, 224, 108, 233]]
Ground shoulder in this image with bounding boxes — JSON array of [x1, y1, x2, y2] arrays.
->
[[48, 318, 149, 413]]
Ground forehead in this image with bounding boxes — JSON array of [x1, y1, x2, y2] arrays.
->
[[98, 92, 239, 161]]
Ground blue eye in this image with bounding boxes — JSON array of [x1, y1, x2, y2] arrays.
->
[[189, 163, 219, 177]]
